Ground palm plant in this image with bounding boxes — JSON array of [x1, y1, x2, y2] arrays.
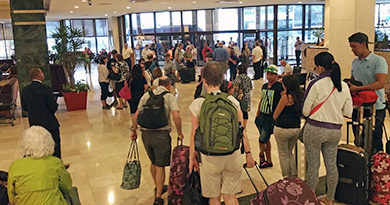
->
[[52, 25, 87, 89]]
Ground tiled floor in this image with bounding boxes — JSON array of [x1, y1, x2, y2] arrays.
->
[[0, 63, 384, 204]]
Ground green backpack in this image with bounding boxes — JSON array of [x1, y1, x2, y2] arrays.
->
[[195, 92, 240, 156]]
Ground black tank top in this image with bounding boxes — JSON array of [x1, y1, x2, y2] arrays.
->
[[276, 104, 301, 128]]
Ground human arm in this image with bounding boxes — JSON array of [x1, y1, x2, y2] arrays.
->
[[189, 114, 199, 172], [273, 94, 288, 120], [349, 73, 387, 93], [130, 108, 140, 140], [58, 159, 72, 193], [7, 165, 16, 204], [302, 85, 318, 117], [343, 85, 353, 118], [46, 87, 58, 113], [172, 110, 184, 140], [237, 106, 255, 168]]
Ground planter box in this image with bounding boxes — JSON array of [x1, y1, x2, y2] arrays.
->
[[63, 91, 87, 111]]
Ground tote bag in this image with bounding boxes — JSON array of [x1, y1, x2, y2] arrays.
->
[[119, 81, 132, 100], [120, 140, 141, 190]]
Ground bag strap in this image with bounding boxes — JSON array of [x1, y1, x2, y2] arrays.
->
[[310, 87, 336, 115], [126, 140, 139, 163]]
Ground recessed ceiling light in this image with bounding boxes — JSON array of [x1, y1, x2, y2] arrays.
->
[[70, 11, 73, 13], [82, 0, 86, 2], [114, 11, 117, 13], [105, 14, 108, 16], [193, 1, 196, 3], [239, 1, 243, 4], [168, 6, 171, 9], [126, 6, 131, 9], [298, 1, 302, 3], [75, 6, 79, 8]]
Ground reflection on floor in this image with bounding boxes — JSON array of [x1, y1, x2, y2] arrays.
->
[[0, 63, 384, 205]]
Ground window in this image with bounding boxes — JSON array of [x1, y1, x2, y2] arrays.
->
[[278, 5, 287, 29], [125, 15, 130, 36], [83, 20, 95, 36], [243, 7, 257, 30], [260, 7, 266, 29], [198, 10, 213, 31], [4, 24, 13, 40], [171, 12, 181, 32], [156, 12, 170, 33], [310, 5, 323, 28], [95, 19, 108, 36], [183, 11, 196, 32], [290, 5, 303, 29], [72, 20, 83, 31], [267, 6, 274, 30], [131, 14, 140, 35], [140, 13, 155, 33], [46, 21, 59, 38], [214, 8, 239, 31]]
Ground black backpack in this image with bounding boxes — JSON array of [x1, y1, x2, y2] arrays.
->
[[137, 91, 170, 129]]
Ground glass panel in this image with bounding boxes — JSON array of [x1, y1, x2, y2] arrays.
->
[[5, 40, 14, 58], [171, 11, 181, 32], [140, 13, 154, 33], [0, 40, 6, 59], [277, 31, 302, 65], [311, 5, 323, 28], [243, 33, 256, 65], [290, 5, 303, 29], [72, 20, 83, 31], [4, 24, 13, 40], [267, 6, 274, 30], [267, 32, 274, 59], [156, 35, 182, 65], [125, 15, 130, 35], [79, 37, 96, 53], [214, 8, 239, 31], [133, 35, 155, 61], [305, 30, 317, 43], [46, 21, 59, 38], [47, 38, 56, 54], [183, 11, 196, 32], [97, 37, 109, 54], [65, 20, 71, 28], [378, 4, 390, 27], [131, 14, 140, 35], [83, 20, 94, 36], [0, 25, 4, 40], [95, 19, 108, 36], [305, 5, 309, 28], [198, 10, 213, 31], [278, 5, 287, 29], [260, 7, 266, 29], [156, 11, 170, 33], [213, 33, 239, 48], [243, 7, 257, 30]]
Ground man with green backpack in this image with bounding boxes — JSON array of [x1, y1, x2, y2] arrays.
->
[[189, 61, 255, 205]]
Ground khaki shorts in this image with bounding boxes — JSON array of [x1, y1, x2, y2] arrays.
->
[[217, 60, 229, 74], [200, 150, 242, 198]]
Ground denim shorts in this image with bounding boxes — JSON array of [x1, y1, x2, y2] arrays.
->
[[255, 114, 274, 144]]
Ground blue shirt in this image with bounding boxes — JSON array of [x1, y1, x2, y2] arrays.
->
[[351, 52, 388, 110], [213, 47, 229, 61]]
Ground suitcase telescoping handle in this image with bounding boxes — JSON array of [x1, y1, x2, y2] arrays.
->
[[243, 162, 269, 194], [177, 137, 182, 146]]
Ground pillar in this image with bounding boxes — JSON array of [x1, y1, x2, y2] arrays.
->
[[324, 0, 376, 79], [107, 16, 120, 51]]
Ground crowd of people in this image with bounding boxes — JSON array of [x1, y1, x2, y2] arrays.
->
[[0, 32, 388, 205]]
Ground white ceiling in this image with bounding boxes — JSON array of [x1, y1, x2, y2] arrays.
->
[[46, 0, 325, 20]]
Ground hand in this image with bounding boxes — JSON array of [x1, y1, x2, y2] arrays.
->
[[189, 158, 199, 173], [178, 133, 184, 140], [130, 130, 137, 140], [245, 153, 255, 168], [348, 82, 361, 93]]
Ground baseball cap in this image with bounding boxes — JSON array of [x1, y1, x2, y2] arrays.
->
[[348, 32, 372, 44], [264, 64, 278, 74]]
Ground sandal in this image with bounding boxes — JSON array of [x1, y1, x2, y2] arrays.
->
[[259, 161, 273, 168], [318, 195, 333, 205]]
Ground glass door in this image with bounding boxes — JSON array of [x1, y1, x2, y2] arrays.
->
[[132, 35, 155, 62]]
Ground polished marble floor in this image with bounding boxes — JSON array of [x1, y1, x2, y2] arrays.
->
[[0, 63, 385, 205]]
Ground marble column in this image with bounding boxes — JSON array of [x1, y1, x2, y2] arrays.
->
[[324, 0, 375, 79], [10, 0, 50, 116]]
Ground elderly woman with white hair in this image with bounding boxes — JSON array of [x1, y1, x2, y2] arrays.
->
[[7, 126, 72, 205]]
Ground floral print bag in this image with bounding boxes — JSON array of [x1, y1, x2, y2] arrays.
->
[[250, 177, 321, 205], [371, 151, 390, 204]]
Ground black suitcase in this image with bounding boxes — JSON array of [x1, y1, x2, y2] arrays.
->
[[180, 68, 191, 84], [189, 67, 196, 82], [335, 106, 373, 205]]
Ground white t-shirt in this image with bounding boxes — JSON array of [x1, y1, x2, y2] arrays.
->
[[283, 64, 293, 75], [122, 47, 133, 59], [153, 78, 159, 87], [252, 46, 263, 63], [192, 48, 197, 58], [144, 70, 152, 87]]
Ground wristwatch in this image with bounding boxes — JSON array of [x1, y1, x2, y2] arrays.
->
[[245, 150, 251, 154]]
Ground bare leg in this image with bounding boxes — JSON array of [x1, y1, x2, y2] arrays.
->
[[265, 140, 272, 163], [155, 166, 165, 197], [222, 194, 239, 205], [209, 196, 221, 205]]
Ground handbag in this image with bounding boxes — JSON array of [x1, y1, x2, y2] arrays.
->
[[120, 140, 141, 190], [108, 70, 121, 81], [119, 81, 132, 100], [299, 87, 336, 142]]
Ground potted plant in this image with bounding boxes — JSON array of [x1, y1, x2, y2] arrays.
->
[[312, 28, 324, 45], [52, 25, 89, 111]]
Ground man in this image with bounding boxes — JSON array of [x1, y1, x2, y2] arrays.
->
[[256, 65, 284, 168], [202, 43, 213, 62], [164, 54, 177, 95], [21, 68, 61, 159], [294, 37, 304, 66], [233, 43, 240, 57], [349, 32, 388, 153], [131, 76, 183, 205], [144, 53, 154, 71], [122, 43, 134, 68], [260, 40, 267, 66], [107, 50, 118, 106], [83, 47, 92, 73], [189, 61, 254, 205], [191, 44, 197, 70], [142, 44, 152, 60], [213, 42, 230, 79], [279, 59, 293, 78], [174, 43, 184, 70], [252, 41, 263, 80]]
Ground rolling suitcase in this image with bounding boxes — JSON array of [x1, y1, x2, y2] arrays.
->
[[335, 106, 373, 205], [179, 68, 191, 84], [189, 67, 196, 82], [243, 163, 320, 205], [168, 139, 190, 205]]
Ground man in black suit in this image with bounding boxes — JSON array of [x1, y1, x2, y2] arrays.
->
[[21, 68, 61, 159]]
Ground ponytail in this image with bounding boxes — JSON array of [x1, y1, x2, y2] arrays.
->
[[330, 62, 342, 92]]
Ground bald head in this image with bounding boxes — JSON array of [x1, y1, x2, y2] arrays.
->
[[159, 76, 172, 88], [280, 60, 286, 66], [29, 68, 44, 81]]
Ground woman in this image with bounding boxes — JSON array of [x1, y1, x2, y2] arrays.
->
[[127, 64, 148, 115], [184, 46, 194, 69], [240, 44, 250, 68], [233, 64, 252, 128], [273, 75, 303, 177], [114, 54, 130, 109], [98, 55, 111, 109], [8, 126, 72, 205], [152, 67, 163, 90], [228, 49, 238, 81], [302, 52, 353, 205]]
